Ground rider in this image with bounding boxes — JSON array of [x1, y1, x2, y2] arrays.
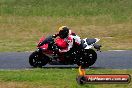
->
[[52, 26, 81, 53]]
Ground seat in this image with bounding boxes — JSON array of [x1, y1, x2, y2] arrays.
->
[[86, 38, 96, 45]]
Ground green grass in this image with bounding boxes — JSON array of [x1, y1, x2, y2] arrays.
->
[[0, 68, 132, 88], [0, 0, 132, 21], [0, 1, 131, 88], [0, 0, 132, 52]]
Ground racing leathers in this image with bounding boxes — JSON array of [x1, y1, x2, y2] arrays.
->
[[53, 30, 81, 53]]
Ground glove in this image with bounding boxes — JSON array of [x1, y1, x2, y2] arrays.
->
[[52, 34, 59, 38], [52, 35, 56, 38]]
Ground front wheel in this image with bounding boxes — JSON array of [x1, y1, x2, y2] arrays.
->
[[29, 51, 49, 67], [77, 49, 97, 68]]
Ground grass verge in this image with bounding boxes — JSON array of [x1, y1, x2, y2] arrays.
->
[[0, 68, 132, 88], [0, 16, 132, 52]]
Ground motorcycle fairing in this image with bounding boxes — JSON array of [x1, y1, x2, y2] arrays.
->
[[38, 36, 54, 47], [82, 38, 100, 49], [39, 44, 48, 50]]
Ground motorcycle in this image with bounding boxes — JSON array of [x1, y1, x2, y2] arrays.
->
[[29, 35, 101, 68]]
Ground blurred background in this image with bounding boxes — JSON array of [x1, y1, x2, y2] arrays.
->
[[0, 0, 132, 52]]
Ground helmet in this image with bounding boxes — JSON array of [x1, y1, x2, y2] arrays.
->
[[58, 26, 69, 39]]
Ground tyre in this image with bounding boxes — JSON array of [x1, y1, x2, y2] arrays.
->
[[77, 49, 97, 68], [29, 51, 49, 67]]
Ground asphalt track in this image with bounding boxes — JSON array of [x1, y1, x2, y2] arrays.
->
[[0, 51, 132, 70]]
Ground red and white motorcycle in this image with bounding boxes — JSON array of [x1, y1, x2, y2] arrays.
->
[[29, 35, 101, 68]]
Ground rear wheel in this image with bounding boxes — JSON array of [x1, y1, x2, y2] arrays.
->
[[29, 51, 49, 67], [77, 49, 97, 68]]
